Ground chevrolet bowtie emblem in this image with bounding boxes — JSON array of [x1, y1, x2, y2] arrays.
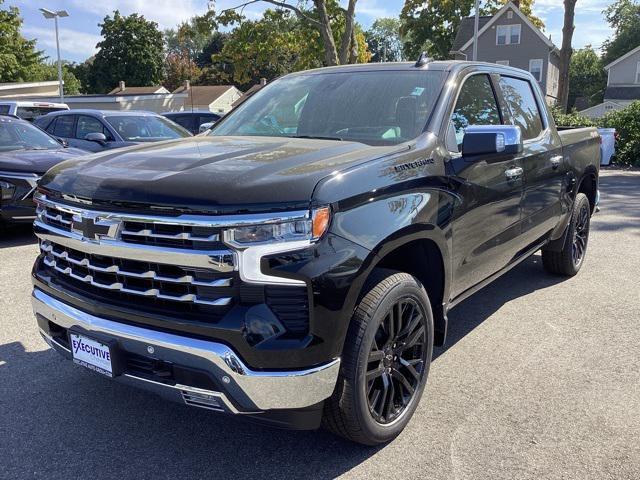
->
[[71, 214, 120, 242]]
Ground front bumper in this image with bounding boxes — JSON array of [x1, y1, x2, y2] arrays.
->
[[32, 288, 340, 413]]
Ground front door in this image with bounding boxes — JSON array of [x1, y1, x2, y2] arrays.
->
[[447, 73, 525, 298]]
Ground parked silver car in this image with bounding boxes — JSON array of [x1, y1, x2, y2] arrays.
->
[[34, 109, 191, 152]]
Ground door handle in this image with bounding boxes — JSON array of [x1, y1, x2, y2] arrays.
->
[[550, 155, 563, 169], [505, 167, 523, 180]]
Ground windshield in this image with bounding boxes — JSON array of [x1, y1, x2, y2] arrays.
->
[[210, 70, 446, 146], [105, 115, 191, 142], [0, 118, 62, 152], [15, 106, 67, 121]]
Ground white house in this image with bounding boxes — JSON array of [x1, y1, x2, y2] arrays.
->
[[172, 82, 243, 114]]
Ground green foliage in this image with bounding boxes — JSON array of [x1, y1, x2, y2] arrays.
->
[[601, 101, 640, 167], [568, 47, 606, 110], [164, 53, 200, 92], [366, 18, 403, 62], [550, 107, 597, 128], [212, 9, 322, 89], [0, 0, 46, 82], [401, 0, 475, 60], [551, 102, 640, 167], [602, 0, 640, 66], [87, 11, 165, 93]]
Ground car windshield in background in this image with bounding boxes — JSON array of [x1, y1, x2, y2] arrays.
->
[[210, 70, 446, 146], [0, 119, 61, 152], [15, 106, 67, 121], [105, 116, 191, 142]]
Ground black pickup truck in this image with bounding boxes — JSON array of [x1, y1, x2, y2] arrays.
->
[[31, 60, 600, 445]]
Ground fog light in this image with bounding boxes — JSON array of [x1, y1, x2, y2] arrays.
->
[[0, 181, 16, 201]]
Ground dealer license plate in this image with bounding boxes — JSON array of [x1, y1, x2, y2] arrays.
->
[[69, 332, 114, 377]]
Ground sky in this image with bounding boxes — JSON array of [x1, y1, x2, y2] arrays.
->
[[6, 0, 616, 64]]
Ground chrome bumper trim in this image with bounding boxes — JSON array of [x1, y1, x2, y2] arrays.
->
[[32, 288, 340, 411]]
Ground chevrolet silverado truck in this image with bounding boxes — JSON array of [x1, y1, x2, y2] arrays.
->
[[31, 60, 600, 445]]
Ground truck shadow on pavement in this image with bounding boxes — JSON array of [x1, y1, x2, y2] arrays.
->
[[0, 224, 37, 248], [0, 254, 568, 480]]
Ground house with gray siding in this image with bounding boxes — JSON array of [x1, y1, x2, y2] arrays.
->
[[580, 45, 640, 118], [450, 1, 560, 104]]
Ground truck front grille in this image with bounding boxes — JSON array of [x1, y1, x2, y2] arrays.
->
[[40, 240, 236, 308], [36, 201, 223, 251]]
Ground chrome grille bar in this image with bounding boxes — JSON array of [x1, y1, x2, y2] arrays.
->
[[40, 242, 232, 287], [121, 228, 220, 242], [43, 256, 232, 307]]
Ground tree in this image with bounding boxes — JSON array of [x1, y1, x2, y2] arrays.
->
[[557, 0, 577, 112], [220, 0, 359, 66], [0, 0, 46, 82], [88, 11, 164, 93], [568, 47, 606, 110], [366, 18, 403, 62], [212, 9, 322, 88], [602, 0, 640, 66], [164, 53, 201, 91]]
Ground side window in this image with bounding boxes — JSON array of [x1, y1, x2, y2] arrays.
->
[[76, 115, 105, 139], [0, 105, 9, 114], [43, 118, 57, 134], [450, 74, 501, 151], [52, 115, 75, 137], [499, 76, 544, 141], [172, 115, 194, 131]]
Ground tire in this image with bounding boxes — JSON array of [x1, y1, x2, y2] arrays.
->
[[542, 192, 591, 276], [322, 269, 434, 445]]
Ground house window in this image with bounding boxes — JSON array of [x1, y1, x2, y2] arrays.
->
[[636, 61, 640, 84], [529, 59, 543, 82], [496, 24, 521, 45], [507, 11, 513, 19], [496, 60, 510, 66]]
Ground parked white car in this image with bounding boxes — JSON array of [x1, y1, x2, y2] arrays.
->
[[0, 101, 69, 121]]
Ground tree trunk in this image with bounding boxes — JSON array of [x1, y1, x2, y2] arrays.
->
[[338, 0, 357, 64], [313, 0, 340, 66], [557, 0, 577, 112]]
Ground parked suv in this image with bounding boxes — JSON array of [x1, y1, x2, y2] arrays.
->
[[162, 111, 222, 135], [0, 101, 68, 121], [31, 60, 600, 444], [34, 110, 191, 152]]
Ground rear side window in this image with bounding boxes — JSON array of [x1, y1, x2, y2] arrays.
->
[[0, 105, 9, 115], [171, 115, 195, 131], [498, 76, 544, 140], [53, 115, 75, 137], [451, 74, 501, 150]]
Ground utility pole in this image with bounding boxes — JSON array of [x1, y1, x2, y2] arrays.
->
[[472, 0, 480, 61], [40, 8, 69, 103]]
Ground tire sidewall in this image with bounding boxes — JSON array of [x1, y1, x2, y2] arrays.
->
[[352, 276, 434, 443], [566, 193, 591, 273]]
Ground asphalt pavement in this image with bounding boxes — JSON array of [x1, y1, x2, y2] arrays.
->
[[1, 170, 639, 479]]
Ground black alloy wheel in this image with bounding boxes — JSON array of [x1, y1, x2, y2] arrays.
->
[[366, 298, 428, 425], [572, 201, 590, 267]]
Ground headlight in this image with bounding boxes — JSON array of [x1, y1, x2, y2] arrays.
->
[[225, 206, 331, 246], [0, 181, 16, 201]]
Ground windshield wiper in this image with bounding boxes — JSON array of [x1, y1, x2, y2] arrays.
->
[[287, 135, 344, 141]]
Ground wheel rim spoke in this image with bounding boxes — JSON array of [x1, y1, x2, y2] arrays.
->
[[366, 296, 428, 424]]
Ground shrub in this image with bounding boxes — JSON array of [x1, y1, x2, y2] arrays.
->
[[601, 101, 640, 167], [551, 102, 640, 167]]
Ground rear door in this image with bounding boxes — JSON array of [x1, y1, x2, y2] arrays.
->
[[169, 114, 196, 134], [496, 75, 565, 243], [50, 114, 76, 144], [447, 73, 525, 298]]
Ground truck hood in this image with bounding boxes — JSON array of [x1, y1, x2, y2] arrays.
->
[[0, 147, 87, 175], [40, 136, 401, 213]]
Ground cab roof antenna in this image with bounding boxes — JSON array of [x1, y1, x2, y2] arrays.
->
[[415, 52, 432, 67]]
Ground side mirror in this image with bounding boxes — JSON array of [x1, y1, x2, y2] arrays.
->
[[462, 125, 522, 158], [55, 137, 69, 147], [84, 132, 107, 145]]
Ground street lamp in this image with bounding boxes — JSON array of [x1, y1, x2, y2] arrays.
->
[[39, 8, 69, 103]]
